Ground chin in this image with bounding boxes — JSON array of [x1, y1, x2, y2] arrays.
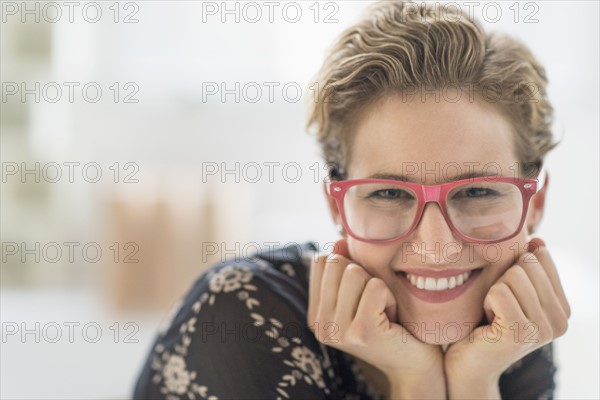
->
[[399, 311, 486, 345]]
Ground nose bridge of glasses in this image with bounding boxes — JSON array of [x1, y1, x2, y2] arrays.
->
[[423, 184, 442, 203], [419, 185, 452, 237]]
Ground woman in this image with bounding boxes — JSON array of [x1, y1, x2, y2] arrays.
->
[[133, 1, 570, 399]]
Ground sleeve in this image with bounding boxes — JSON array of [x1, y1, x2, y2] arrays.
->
[[498, 342, 556, 400], [132, 259, 340, 400]]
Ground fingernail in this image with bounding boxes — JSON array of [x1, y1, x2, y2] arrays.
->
[[527, 238, 546, 253], [333, 239, 350, 258]]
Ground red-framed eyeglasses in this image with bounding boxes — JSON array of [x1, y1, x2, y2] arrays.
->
[[326, 166, 546, 245]]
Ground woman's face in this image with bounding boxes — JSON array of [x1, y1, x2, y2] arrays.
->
[[326, 93, 545, 345]]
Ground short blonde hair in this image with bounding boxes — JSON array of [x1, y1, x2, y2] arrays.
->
[[307, 0, 558, 179]]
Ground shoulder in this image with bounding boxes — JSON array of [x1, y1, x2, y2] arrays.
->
[[135, 241, 353, 399], [155, 241, 318, 335]]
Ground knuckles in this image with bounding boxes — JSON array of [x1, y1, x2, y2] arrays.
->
[[364, 277, 386, 292], [505, 264, 527, 281], [554, 316, 569, 338], [487, 281, 512, 300], [343, 263, 371, 280]]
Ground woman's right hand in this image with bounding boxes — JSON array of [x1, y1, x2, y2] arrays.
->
[[306, 240, 444, 380]]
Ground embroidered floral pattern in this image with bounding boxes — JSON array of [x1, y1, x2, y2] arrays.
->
[[208, 264, 254, 293], [206, 264, 259, 307], [162, 355, 191, 394], [149, 282, 219, 400], [291, 346, 326, 388]]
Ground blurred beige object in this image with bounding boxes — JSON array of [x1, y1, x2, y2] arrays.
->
[[103, 174, 224, 312]]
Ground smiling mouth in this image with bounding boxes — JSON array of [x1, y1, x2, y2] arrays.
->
[[397, 268, 484, 291]]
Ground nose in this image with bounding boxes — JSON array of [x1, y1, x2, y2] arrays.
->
[[409, 202, 463, 264]]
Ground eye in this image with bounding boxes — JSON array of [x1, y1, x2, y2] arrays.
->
[[368, 188, 414, 200], [454, 187, 499, 198]]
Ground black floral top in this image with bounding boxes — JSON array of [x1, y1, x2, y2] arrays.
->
[[133, 241, 556, 400]]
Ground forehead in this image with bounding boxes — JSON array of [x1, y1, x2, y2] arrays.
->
[[348, 94, 518, 183]]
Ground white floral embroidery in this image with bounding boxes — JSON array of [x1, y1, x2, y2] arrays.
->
[[249, 306, 334, 398], [291, 346, 326, 389], [147, 257, 364, 400], [250, 312, 265, 326], [277, 337, 290, 347], [280, 263, 296, 277], [205, 264, 260, 307], [209, 265, 253, 293], [152, 348, 218, 399], [149, 283, 218, 400], [163, 355, 192, 394]]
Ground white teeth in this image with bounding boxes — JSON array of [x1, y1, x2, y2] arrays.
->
[[424, 277, 436, 290], [410, 275, 417, 285], [416, 276, 424, 289], [436, 278, 448, 290], [448, 276, 456, 289], [405, 271, 472, 291]]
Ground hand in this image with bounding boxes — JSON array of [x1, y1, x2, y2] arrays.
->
[[307, 240, 444, 382], [444, 238, 571, 396]]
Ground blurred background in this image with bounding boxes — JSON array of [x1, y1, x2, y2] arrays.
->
[[1, 1, 598, 398]]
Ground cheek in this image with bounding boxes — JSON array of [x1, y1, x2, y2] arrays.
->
[[347, 240, 397, 277]]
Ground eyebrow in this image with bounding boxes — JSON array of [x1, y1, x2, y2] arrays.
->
[[366, 171, 500, 183]]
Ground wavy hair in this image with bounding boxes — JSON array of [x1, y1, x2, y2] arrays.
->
[[306, 0, 558, 179]]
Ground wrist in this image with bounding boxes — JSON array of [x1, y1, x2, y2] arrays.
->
[[385, 362, 446, 399], [445, 370, 500, 399]]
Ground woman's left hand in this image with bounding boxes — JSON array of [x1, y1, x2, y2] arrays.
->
[[443, 238, 571, 398]]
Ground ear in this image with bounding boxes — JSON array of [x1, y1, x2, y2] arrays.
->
[[525, 171, 549, 234], [323, 180, 343, 227]]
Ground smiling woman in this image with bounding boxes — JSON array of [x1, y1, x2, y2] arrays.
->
[[133, 1, 569, 399]]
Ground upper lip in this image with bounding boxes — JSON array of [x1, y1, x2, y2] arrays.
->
[[394, 266, 484, 278]]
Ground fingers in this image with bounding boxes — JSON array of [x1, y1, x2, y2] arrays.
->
[[486, 239, 571, 344], [319, 254, 349, 317], [528, 242, 571, 319], [516, 252, 569, 338], [308, 239, 351, 325], [484, 281, 528, 326], [355, 277, 397, 330], [335, 263, 372, 326], [308, 255, 325, 326], [496, 265, 546, 323]]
